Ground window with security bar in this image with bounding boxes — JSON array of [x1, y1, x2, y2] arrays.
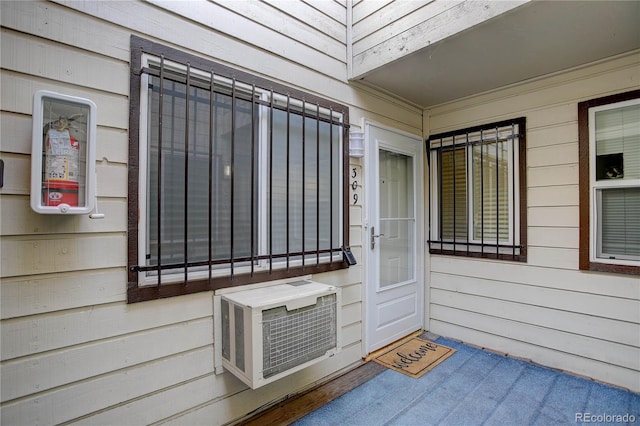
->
[[428, 118, 527, 261], [578, 90, 640, 275], [127, 36, 350, 302]]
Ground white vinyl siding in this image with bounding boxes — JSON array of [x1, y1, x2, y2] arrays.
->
[[0, 1, 409, 424], [426, 51, 640, 392]]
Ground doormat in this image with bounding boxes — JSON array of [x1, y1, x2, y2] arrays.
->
[[372, 337, 456, 379]]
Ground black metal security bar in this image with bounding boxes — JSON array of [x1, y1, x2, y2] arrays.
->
[[426, 117, 527, 262], [128, 36, 350, 303]]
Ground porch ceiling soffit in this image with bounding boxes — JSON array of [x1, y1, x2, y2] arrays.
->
[[352, 1, 640, 108]]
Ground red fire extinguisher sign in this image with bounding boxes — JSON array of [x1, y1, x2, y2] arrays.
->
[[43, 127, 80, 207]]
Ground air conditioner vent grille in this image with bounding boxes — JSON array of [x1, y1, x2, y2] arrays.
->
[[262, 294, 337, 378]]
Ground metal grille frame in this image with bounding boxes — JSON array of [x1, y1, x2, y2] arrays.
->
[[262, 294, 337, 378], [427, 117, 527, 262], [127, 36, 351, 303]]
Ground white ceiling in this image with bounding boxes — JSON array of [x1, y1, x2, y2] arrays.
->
[[355, 1, 640, 108]]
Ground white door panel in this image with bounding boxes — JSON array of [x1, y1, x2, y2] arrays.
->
[[365, 123, 424, 353]]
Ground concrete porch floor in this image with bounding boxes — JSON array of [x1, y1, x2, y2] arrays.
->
[[292, 337, 640, 426]]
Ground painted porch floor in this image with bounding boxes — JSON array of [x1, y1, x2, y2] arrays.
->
[[291, 337, 640, 426]]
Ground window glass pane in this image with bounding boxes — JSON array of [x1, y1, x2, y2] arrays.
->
[[600, 187, 640, 259], [379, 149, 414, 287], [146, 76, 255, 268], [472, 141, 509, 242], [440, 148, 467, 241], [595, 103, 640, 180], [268, 109, 340, 259]]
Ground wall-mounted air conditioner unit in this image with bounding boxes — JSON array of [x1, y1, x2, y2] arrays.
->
[[220, 280, 341, 389]]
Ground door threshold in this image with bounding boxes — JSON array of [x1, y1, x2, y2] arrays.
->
[[365, 329, 425, 361]]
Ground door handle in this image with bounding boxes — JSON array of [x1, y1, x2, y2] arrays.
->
[[371, 226, 384, 250]]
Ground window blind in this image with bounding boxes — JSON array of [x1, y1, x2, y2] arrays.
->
[[440, 147, 467, 241], [600, 188, 640, 258]]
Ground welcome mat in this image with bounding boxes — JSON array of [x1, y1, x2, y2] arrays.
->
[[372, 337, 456, 379]]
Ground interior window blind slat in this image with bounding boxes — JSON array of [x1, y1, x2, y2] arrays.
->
[[600, 188, 640, 258]]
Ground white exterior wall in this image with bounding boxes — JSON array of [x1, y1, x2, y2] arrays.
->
[[424, 52, 640, 393], [0, 1, 421, 424]]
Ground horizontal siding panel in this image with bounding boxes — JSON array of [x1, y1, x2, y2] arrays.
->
[[1, 111, 129, 164], [50, 0, 421, 131], [1, 28, 129, 95], [265, 0, 345, 42], [429, 320, 640, 393], [527, 226, 579, 249], [1, 234, 126, 278], [216, 0, 345, 61], [349, 102, 423, 135], [430, 272, 640, 323], [349, 224, 362, 246], [167, 344, 362, 426], [527, 121, 577, 149], [430, 256, 640, 299], [352, 0, 436, 46], [1, 293, 212, 360], [430, 304, 639, 371], [528, 164, 578, 187], [74, 373, 243, 426], [0, 196, 127, 236], [96, 162, 128, 198], [527, 246, 578, 270], [0, 269, 126, 319], [1, 318, 213, 401], [527, 142, 578, 167], [0, 153, 29, 195], [1, 70, 129, 130], [342, 321, 362, 347], [528, 206, 578, 227], [303, 0, 346, 25], [351, 0, 387, 25], [51, 0, 350, 91], [429, 52, 639, 127], [0, 0, 131, 62], [148, 0, 345, 74], [340, 282, 362, 306], [430, 288, 639, 348], [0, 346, 214, 425], [0, 112, 32, 154], [528, 185, 578, 207], [229, 0, 346, 59], [341, 301, 362, 327], [350, 204, 363, 226], [0, 154, 126, 197], [429, 102, 577, 136]]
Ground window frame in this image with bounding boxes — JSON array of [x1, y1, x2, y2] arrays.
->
[[578, 89, 640, 274], [128, 36, 351, 303], [427, 118, 527, 262]]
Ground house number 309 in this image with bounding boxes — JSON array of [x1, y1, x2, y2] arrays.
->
[[352, 167, 358, 205]]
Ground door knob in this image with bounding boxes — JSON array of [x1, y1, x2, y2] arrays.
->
[[371, 226, 384, 250]]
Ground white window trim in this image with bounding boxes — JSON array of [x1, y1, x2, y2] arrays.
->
[[137, 55, 344, 286], [588, 97, 640, 267]]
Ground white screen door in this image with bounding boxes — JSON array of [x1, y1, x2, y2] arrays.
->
[[365, 123, 424, 353]]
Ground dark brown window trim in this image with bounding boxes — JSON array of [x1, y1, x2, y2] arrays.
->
[[127, 36, 351, 303], [578, 89, 640, 275], [426, 117, 527, 262]]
